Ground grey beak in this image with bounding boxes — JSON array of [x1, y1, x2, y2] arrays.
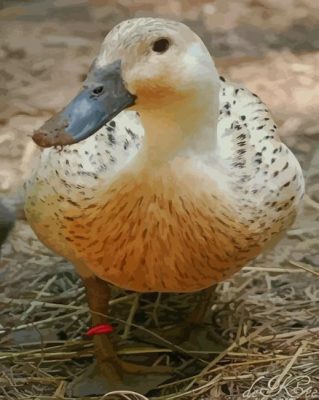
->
[[32, 60, 136, 147]]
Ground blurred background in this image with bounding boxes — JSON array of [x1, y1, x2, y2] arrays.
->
[[0, 1, 318, 399]]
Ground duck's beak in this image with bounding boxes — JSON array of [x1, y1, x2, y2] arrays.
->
[[32, 60, 136, 147]]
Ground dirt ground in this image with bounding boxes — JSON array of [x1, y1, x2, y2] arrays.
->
[[0, 1, 318, 399]]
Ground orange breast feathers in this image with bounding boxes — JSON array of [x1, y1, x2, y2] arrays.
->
[[60, 168, 263, 293]]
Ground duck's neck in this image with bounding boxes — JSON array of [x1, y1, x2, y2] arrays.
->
[[138, 89, 219, 166]]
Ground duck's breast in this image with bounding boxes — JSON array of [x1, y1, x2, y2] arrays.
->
[[36, 159, 288, 293]]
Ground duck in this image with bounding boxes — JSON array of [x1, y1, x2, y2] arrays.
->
[[25, 17, 304, 392]]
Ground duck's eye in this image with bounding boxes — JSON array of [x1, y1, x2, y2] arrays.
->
[[92, 86, 104, 95], [152, 38, 170, 54]]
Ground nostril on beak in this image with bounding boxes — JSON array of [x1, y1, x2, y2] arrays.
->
[[92, 86, 104, 95]]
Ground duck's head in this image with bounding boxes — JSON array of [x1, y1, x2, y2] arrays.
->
[[33, 18, 219, 148]]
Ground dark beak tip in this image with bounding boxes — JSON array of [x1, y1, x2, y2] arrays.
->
[[32, 128, 76, 148], [32, 129, 50, 147]]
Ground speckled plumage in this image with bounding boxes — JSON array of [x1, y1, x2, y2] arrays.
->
[[25, 18, 304, 292]]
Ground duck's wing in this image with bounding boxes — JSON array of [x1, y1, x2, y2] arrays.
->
[[217, 75, 297, 174], [216, 75, 304, 209], [217, 75, 280, 162]]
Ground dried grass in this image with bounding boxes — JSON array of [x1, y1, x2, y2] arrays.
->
[[0, 181, 318, 399], [0, 1, 318, 399]]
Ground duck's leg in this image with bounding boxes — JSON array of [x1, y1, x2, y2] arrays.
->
[[83, 276, 123, 382], [186, 285, 217, 326], [165, 286, 215, 330], [154, 286, 222, 346], [184, 285, 227, 347], [69, 274, 171, 396], [84, 276, 170, 374]]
